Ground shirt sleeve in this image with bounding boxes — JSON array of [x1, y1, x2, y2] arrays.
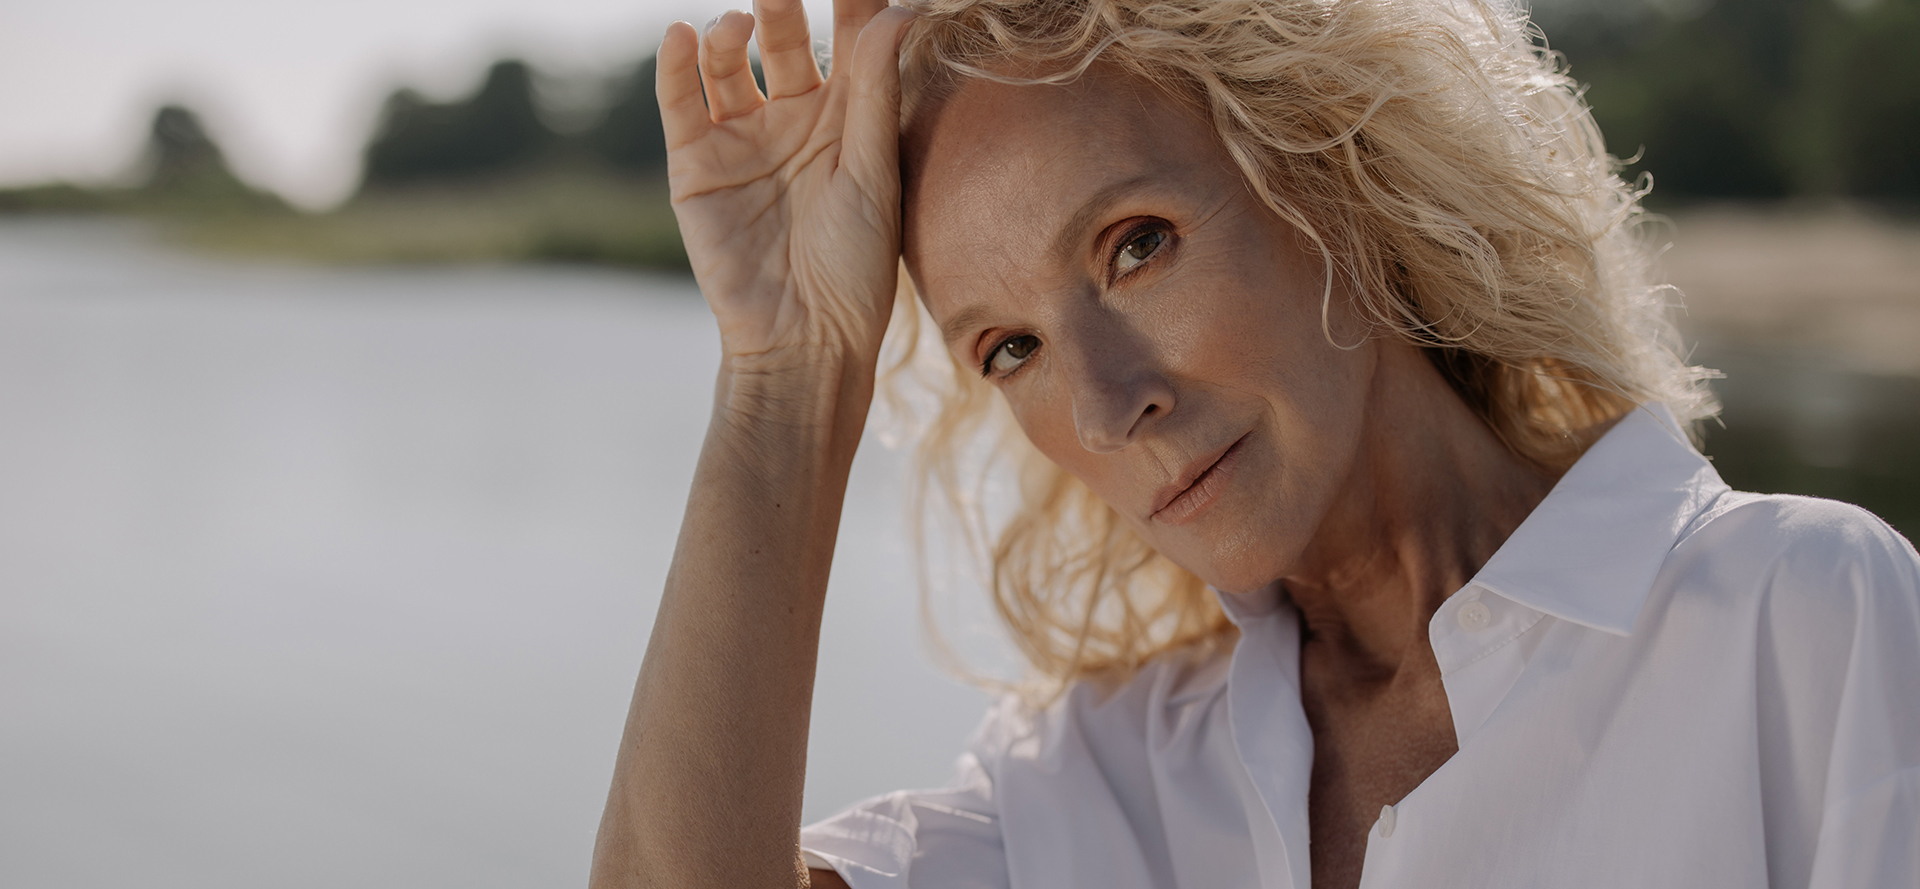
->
[[800, 705, 1014, 889], [1802, 512, 1920, 888]]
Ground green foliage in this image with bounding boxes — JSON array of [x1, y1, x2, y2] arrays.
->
[[177, 166, 687, 271], [363, 60, 558, 188], [592, 56, 668, 172], [138, 105, 289, 213], [0, 104, 285, 216], [1537, 0, 1920, 201], [0, 183, 119, 213], [1826, 0, 1920, 195]]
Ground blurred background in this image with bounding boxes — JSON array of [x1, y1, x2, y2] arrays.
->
[[0, 0, 1915, 885]]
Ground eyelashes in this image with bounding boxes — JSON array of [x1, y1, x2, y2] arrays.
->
[[981, 333, 1040, 377], [1111, 223, 1169, 278], [977, 218, 1176, 380]]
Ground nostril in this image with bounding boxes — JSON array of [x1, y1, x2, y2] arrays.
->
[[1142, 405, 1157, 416]]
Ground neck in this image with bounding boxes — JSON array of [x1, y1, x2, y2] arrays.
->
[[1280, 342, 1560, 682]]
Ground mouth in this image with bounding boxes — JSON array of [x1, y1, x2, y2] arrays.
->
[[1150, 433, 1249, 526]]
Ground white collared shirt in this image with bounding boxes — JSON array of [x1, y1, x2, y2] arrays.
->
[[801, 405, 1920, 888]]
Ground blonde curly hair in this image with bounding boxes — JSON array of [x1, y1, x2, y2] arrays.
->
[[880, 0, 1718, 690]]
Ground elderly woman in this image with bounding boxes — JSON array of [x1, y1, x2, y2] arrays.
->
[[588, 0, 1920, 886]]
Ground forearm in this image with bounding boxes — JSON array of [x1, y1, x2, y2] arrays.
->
[[590, 356, 872, 889]]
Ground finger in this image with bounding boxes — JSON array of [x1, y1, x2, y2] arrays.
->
[[830, 0, 887, 78], [656, 22, 711, 150], [754, 0, 823, 99], [841, 6, 916, 189], [700, 10, 765, 121]]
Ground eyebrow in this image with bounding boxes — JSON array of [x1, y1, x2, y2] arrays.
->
[[937, 173, 1161, 349], [938, 303, 997, 350]]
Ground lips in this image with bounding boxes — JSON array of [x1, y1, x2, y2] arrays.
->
[[1150, 433, 1248, 525]]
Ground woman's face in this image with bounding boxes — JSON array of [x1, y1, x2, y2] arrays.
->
[[902, 69, 1382, 595]]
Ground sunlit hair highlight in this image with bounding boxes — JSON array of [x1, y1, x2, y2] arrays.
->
[[880, 0, 1718, 693]]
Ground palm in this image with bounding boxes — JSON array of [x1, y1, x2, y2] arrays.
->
[[657, 0, 913, 363]]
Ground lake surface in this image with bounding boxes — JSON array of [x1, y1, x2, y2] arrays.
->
[[0, 220, 995, 887], [1693, 340, 1920, 543], [1, 219, 1912, 887]]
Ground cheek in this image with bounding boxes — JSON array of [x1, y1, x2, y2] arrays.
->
[[1141, 230, 1327, 378], [1169, 241, 1369, 415], [1004, 372, 1137, 500], [1006, 374, 1083, 466]]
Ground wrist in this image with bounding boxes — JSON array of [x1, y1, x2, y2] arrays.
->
[[713, 348, 876, 458]]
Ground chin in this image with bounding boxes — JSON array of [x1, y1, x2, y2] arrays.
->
[[1170, 508, 1311, 595], [1169, 536, 1287, 597]]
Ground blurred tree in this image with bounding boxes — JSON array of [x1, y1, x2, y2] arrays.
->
[[591, 56, 667, 172], [1536, 0, 1920, 201], [1827, 0, 1920, 196], [145, 105, 227, 190], [362, 60, 557, 188], [138, 104, 285, 212], [0, 103, 284, 214]]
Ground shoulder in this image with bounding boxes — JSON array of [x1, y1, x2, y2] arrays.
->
[[1674, 490, 1920, 613], [1643, 492, 1918, 720], [1682, 494, 1920, 815], [1686, 490, 1914, 553], [1661, 492, 1920, 728]]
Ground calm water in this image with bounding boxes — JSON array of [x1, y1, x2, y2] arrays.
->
[[1, 220, 1912, 887], [1696, 341, 1920, 543], [0, 220, 992, 888]]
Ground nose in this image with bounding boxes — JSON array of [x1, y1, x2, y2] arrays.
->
[[1067, 326, 1176, 454]]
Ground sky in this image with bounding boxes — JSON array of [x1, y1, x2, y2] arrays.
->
[[0, 0, 838, 209]]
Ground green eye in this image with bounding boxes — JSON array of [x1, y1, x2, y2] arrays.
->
[[985, 334, 1040, 376], [1115, 229, 1166, 275]]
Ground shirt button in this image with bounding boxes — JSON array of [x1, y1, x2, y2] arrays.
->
[[1377, 804, 1397, 839], [1457, 601, 1492, 632]]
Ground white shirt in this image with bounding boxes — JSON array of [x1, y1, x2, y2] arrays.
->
[[801, 405, 1920, 888]]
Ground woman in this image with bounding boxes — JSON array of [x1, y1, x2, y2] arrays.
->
[[589, 0, 1920, 886]]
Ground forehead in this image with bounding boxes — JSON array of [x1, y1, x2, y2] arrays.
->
[[902, 69, 1225, 300]]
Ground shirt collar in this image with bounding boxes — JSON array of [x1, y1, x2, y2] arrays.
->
[[1468, 403, 1729, 636], [1215, 404, 1730, 637], [1216, 584, 1283, 627]]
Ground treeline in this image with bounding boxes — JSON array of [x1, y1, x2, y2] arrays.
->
[[4, 0, 1914, 218], [1537, 0, 1920, 200], [0, 103, 288, 214], [355, 0, 1919, 203], [359, 57, 670, 191], [0, 54, 678, 214]]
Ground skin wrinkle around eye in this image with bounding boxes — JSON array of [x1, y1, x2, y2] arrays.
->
[[935, 181, 1215, 352], [952, 194, 1240, 388], [1049, 173, 1161, 261], [984, 219, 1176, 379]]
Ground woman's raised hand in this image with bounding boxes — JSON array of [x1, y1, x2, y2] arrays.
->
[[589, 12, 916, 885], [590, 10, 916, 884], [658, 0, 916, 373]]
